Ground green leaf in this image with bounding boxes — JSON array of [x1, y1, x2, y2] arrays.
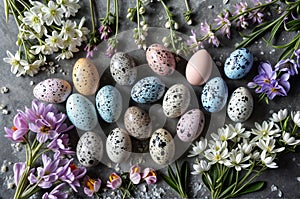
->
[[218, 183, 236, 198], [161, 174, 180, 193], [180, 161, 189, 194], [168, 165, 178, 184], [268, 16, 284, 43], [4, 0, 9, 23], [234, 181, 265, 197], [285, 19, 300, 31]]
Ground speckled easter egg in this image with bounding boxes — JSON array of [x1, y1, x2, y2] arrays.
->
[[66, 93, 98, 131], [72, 58, 100, 95], [106, 128, 132, 163], [201, 77, 228, 113], [227, 87, 253, 122], [96, 85, 122, 123], [124, 106, 152, 140], [76, 131, 103, 167], [177, 109, 205, 142], [224, 48, 253, 79], [33, 78, 71, 103], [110, 52, 137, 85], [186, 49, 213, 86], [131, 76, 165, 103], [162, 84, 190, 118], [146, 43, 176, 76], [149, 128, 175, 165]]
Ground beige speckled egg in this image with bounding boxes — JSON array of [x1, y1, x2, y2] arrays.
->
[[124, 106, 152, 140], [106, 128, 132, 164], [149, 128, 175, 165], [186, 49, 213, 86], [33, 78, 71, 103], [72, 58, 100, 96], [162, 84, 190, 118]]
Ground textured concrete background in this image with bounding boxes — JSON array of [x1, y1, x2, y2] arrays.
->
[[1, 0, 300, 198]]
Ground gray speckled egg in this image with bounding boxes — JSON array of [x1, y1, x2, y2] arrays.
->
[[131, 76, 165, 103], [66, 93, 98, 131], [224, 48, 253, 79], [124, 106, 152, 140], [201, 77, 228, 113], [162, 84, 190, 118], [227, 87, 253, 122], [149, 128, 175, 165], [110, 52, 137, 85], [33, 78, 71, 103], [76, 131, 103, 167], [96, 85, 122, 123], [106, 128, 132, 163], [177, 109, 205, 142]]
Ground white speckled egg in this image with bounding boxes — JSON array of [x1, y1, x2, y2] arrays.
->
[[177, 109, 205, 142], [66, 93, 98, 131], [162, 84, 190, 118], [149, 128, 175, 165], [227, 87, 253, 122], [72, 58, 100, 96], [106, 128, 132, 163], [224, 48, 253, 79], [110, 52, 137, 85], [124, 106, 152, 140], [96, 85, 122, 123], [201, 77, 228, 113], [146, 43, 176, 76], [76, 131, 103, 167], [131, 76, 165, 103], [33, 78, 71, 103]]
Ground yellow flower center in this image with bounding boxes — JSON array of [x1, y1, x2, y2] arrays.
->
[[215, 154, 221, 161], [264, 79, 270, 83], [109, 173, 119, 182], [12, 126, 18, 131], [40, 126, 50, 134], [51, 9, 57, 16], [86, 178, 95, 191]]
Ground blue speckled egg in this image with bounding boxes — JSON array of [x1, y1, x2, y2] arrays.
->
[[201, 77, 228, 113], [131, 76, 165, 103], [66, 93, 98, 131], [96, 85, 122, 123], [224, 48, 253, 79]]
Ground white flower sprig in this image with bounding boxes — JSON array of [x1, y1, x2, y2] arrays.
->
[[190, 109, 300, 199], [3, 0, 89, 77]]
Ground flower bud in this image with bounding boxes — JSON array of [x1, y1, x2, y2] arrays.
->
[[187, 19, 192, 25], [174, 22, 179, 30], [165, 21, 170, 29], [139, 6, 145, 15], [126, 13, 132, 19]]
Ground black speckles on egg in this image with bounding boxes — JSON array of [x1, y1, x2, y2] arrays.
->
[[110, 52, 137, 85], [106, 128, 132, 163]]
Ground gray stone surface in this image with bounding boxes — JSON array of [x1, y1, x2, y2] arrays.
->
[[1, 0, 300, 198]]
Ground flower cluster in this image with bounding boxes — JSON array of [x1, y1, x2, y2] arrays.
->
[[3, 0, 88, 77], [248, 49, 300, 103], [189, 109, 300, 199], [4, 100, 86, 199]]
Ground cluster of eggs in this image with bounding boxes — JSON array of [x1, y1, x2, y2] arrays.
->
[[32, 44, 255, 167]]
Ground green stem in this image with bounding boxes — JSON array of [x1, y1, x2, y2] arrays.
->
[[106, 0, 111, 19], [89, 0, 96, 33], [136, 0, 141, 36], [184, 0, 190, 12], [113, 0, 119, 38], [160, 0, 176, 50]]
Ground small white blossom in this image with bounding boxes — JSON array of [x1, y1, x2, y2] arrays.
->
[[22, 11, 44, 33], [260, 151, 278, 168], [191, 159, 211, 175], [61, 20, 77, 39], [3, 50, 28, 76], [188, 138, 207, 157], [57, 0, 80, 18], [211, 127, 237, 142], [224, 149, 251, 171], [238, 139, 254, 155], [205, 147, 229, 165], [45, 31, 64, 51], [29, 0, 45, 14], [227, 123, 250, 139], [42, 1, 64, 26], [251, 121, 281, 141], [77, 17, 89, 41], [55, 50, 73, 60], [282, 132, 300, 146], [30, 44, 54, 55], [291, 111, 300, 127], [207, 140, 228, 153], [257, 137, 285, 154], [270, 109, 288, 122]]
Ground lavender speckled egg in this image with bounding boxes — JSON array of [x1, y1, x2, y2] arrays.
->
[[177, 109, 205, 142], [72, 58, 100, 96], [146, 43, 176, 76], [106, 128, 132, 163], [66, 93, 98, 131], [227, 87, 253, 122], [201, 77, 228, 113], [224, 48, 253, 79], [96, 85, 122, 123], [162, 84, 190, 118], [76, 131, 103, 167], [131, 76, 165, 103], [149, 128, 175, 165], [33, 78, 71, 103], [110, 52, 137, 85], [124, 106, 152, 140]]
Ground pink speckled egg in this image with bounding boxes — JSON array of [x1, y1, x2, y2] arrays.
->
[[176, 109, 205, 142], [146, 43, 176, 76], [72, 58, 100, 96], [186, 49, 213, 86], [33, 78, 71, 103]]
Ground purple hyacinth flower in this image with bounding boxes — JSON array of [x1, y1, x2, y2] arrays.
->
[[99, 25, 112, 41], [42, 183, 68, 199], [274, 58, 298, 76], [278, 72, 290, 92], [253, 62, 277, 87], [25, 99, 57, 123], [4, 111, 29, 142], [294, 49, 300, 66], [47, 134, 75, 155], [13, 162, 26, 186], [263, 79, 287, 100]]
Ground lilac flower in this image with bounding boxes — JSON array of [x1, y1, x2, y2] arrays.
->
[[200, 21, 220, 47], [13, 162, 26, 186], [47, 133, 75, 155], [42, 183, 68, 199], [249, 9, 264, 24], [83, 176, 101, 197], [294, 48, 300, 66], [274, 58, 298, 76], [84, 44, 98, 58], [141, 168, 157, 185], [107, 172, 122, 190], [4, 111, 29, 142], [105, 43, 117, 57], [98, 25, 112, 41], [233, 2, 249, 29], [214, 11, 231, 38], [253, 62, 276, 87], [25, 99, 57, 123], [129, 165, 141, 184], [186, 29, 203, 52]]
